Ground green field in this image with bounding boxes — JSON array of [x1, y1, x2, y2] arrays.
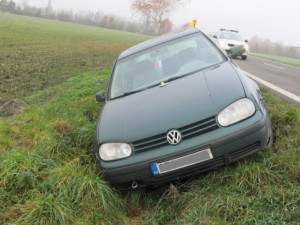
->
[[250, 52, 300, 68], [0, 13, 300, 224], [0, 13, 150, 116]]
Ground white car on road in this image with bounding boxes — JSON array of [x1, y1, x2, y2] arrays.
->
[[213, 29, 249, 60]]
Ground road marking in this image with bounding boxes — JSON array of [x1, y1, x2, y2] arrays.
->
[[263, 63, 284, 70], [243, 71, 300, 105]]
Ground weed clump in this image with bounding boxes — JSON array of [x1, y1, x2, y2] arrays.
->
[[52, 120, 71, 137], [0, 149, 41, 195], [44, 159, 125, 223], [14, 194, 76, 225]]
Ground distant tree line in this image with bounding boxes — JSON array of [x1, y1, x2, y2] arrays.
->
[[1, 0, 299, 58], [0, 0, 174, 35], [250, 36, 300, 59]]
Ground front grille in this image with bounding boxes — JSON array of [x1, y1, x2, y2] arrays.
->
[[132, 116, 218, 153], [228, 44, 235, 47]]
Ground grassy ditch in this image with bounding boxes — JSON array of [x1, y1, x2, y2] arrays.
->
[[250, 52, 300, 68], [1, 69, 299, 225], [0, 69, 128, 224]]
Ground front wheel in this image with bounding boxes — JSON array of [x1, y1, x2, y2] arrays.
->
[[241, 55, 247, 60]]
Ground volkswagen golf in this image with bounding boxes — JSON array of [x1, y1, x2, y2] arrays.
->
[[94, 28, 273, 190]]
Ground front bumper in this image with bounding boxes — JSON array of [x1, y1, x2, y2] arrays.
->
[[225, 48, 249, 56], [98, 113, 271, 190]]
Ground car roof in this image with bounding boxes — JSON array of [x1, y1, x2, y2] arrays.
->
[[118, 28, 201, 60]]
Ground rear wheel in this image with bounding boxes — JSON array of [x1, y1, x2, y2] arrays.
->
[[241, 55, 247, 60]]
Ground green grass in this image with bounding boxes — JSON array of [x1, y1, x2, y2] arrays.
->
[[0, 13, 150, 116], [250, 52, 300, 68], [0, 70, 128, 224], [0, 14, 299, 225]]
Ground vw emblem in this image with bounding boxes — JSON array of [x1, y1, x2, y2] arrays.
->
[[167, 130, 182, 145]]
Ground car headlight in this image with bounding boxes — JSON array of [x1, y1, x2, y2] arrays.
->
[[217, 98, 255, 127], [99, 143, 132, 161]]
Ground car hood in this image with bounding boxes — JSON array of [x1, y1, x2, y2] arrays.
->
[[97, 62, 245, 143]]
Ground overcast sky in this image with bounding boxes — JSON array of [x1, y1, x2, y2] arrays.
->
[[14, 0, 300, 46]]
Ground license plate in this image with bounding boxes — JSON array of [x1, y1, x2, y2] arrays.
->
[[150, 148, 213, 176]]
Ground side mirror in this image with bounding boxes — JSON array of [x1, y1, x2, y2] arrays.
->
[[213, 35, 218, 39], [245, 39, 248, 43], [96, 91, 106, 102], [227, 45, 246, 58]]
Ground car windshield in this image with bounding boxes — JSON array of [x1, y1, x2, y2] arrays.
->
[[109, 33, 224, 99], [219, 32, 244, 41]]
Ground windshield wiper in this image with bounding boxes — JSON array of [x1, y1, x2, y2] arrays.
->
[[111, 83, 161, 100], [164, 71, 195, 83], [163, 64, 221, 84]]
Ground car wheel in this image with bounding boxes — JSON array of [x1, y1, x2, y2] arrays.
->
[[241, 55, 247, 60]]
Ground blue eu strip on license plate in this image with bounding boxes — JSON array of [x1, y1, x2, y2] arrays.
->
[[150, 164, 160, 176]]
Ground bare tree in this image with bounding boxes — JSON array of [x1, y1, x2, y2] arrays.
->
[[160, 18, 173, 34], [131, 0, 186, 35], [57, 11, 71, 22]]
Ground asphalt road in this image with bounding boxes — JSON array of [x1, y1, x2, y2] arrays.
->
[[233, 55, 300, 106]]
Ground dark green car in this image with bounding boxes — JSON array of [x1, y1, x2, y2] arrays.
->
[[94, 28, 273, 190]]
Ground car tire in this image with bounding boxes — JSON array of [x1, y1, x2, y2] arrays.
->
[[241, 55, 247, 60]]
